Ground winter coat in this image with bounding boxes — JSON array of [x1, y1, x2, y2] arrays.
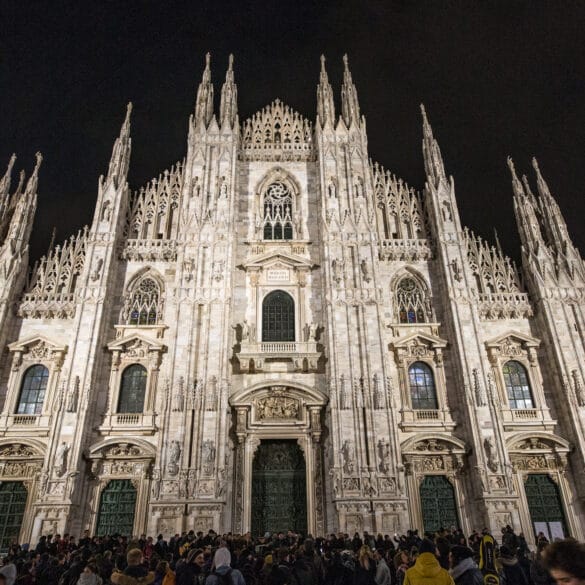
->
[[204, 566, 246, 585], [449, 559, 483, 585], [403, 553, 454, 585], [374, 560, 391, 585], [111, 566, 155, 585], [499, 557, 530, 585]]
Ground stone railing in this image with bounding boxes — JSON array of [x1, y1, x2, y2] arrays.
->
[[379, 239, 432, 262]]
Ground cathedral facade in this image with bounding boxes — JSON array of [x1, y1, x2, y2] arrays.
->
[[0, 53, 584, 545]]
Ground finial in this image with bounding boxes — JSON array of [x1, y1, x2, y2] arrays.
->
[[320, 54, 326, 69], [506, 156, 517, 176], [420, 103, 428, 123], [7, 154, 16, 172], [34, 151, 43, 170], [531, 157, 540, 174], [205, 52, 211, 67], [228, 54, 234, 70]]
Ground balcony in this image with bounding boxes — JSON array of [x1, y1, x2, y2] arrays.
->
[[501, 407, 555, 431], [0, 413, 52, 436], [98, 412, 157, 435], [235, 341, 322, 373], [399, 408, 456, 432]]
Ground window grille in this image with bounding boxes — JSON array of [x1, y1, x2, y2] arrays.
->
[[262, 291, 295, 342], [128, 278, 160, 325]]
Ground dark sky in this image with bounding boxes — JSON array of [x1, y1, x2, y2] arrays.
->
[[2, 1, 585, 263]]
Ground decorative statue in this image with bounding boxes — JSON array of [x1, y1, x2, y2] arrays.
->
[[55, 442, 69, 477]]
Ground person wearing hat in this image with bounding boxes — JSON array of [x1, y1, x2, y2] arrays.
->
[[402, 539, 454, 585], [176, 549, 205, 585], [205, 548, 245, 585], [448, 546, 482, 585]]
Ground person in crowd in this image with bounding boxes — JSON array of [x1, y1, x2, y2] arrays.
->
[[205, 548, 245, 585], [393, 550, 410, 585], [402, 539, 454, 585], [111, 549, 154, 585], [154, 561, 175, 585], [0, 555, 17, 585], [176, 548, 206, 585], [353, 546, 375, 585], [448, 546, 482, 585], [542, 538, 585, 585], [372, 550, 391, 585], [498, 545, 531, 585], [77, 564, 102, 585]]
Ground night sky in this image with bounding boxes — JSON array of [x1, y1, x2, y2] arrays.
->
[[2, 1, 585, 264]]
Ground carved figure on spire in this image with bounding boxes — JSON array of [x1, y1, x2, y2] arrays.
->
[[220, 54, 238, 129], [317, 55, 335, 127], [341, 54, 360, 128], [194, 52, 214, 128]]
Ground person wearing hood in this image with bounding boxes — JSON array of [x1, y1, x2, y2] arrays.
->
[[498, 546, 530, 585], [402, 539, 454, 585], [448, 547, 482, 585], [205, 548, 245, 585], [76, 564, 102, 585], [110, 549, 154, 585]]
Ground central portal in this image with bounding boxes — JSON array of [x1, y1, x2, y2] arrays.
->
[[251, 439, 307, 536]]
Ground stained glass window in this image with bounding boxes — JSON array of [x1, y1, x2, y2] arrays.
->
[[128, 277, 160, 325], [503, 360, 534, 409], [263, 182, 293, 240], [118, 364, 147, 413], [409, 361, 438, 409], [396, 278, 428, 323]]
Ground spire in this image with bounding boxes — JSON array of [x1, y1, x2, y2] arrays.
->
[[219, 54, 238, 129], [421, 104, 447, 187], [531, 157, 576, 259], [508, 156, 545, 255], [24, 152, 43, 198], [0, 154, 16, 201], [106, 103, 132, 190], [316, 55, 335, 127], [340, 54, 360, 127], [194, 52, 214, 128]]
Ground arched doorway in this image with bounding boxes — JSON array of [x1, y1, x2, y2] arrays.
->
[[251, 440, 307, 536], [525, 474, 567, 537], [96, 479, 137, 536], [420, 475, 459, 532], [0, 482, 27, 549]]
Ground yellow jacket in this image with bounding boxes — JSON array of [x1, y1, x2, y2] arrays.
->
[[403, 553, 455, 585]]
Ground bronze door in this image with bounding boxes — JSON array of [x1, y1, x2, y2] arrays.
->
[[419, 475, 459, 532], [252, 440, 307, 536]]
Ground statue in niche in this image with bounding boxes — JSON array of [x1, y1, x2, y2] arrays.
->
[[202, 440, 216, 474], [360, 259, 371, 282], [90, 258, 103, 282], [55, 442, 69, 477], [66, 376, 79, 413], [442, 201, 452, 222], [241, 320, 250, 341], [484, 436, 499, 473], [341, 440, 355, 475], [328, 180, 337, 198], [192, 176, 201, 198], [331, 259, 343, 283], [308, 322, 318, 342], [101, 200, 111, 222], [219, 177, 228, 198], [167, 441, 181, 475], [377, 439, 391, 474]]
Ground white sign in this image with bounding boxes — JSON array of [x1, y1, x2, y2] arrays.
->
[[267, 269, 290, 282], [549, 522, 565, 541], [534, 522, 550, 540]]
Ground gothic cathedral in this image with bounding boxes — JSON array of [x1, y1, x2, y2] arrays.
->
[[0, 53, 584, 545]]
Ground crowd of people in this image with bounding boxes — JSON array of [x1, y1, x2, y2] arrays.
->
[[0, 526, 582, 585]]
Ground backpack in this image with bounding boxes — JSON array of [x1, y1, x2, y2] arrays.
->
[[479, 535, 500, 585]]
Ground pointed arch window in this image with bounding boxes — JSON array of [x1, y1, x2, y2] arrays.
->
[[16, 365, 49, 415], [408, 362, 438, 410], [127, 277, 161, 325], [262, 182, 293, 240], [262, 291, 295, 341], [396, 277, 428, 323], [503, 360, 534, 409], [118, 364, 147, 413]]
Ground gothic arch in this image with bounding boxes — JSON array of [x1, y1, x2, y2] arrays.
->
[[120, 268, 165, 326], [123, 267, 165, 295], [255, 167, 302, 198], [390, 269, 433, 324]]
